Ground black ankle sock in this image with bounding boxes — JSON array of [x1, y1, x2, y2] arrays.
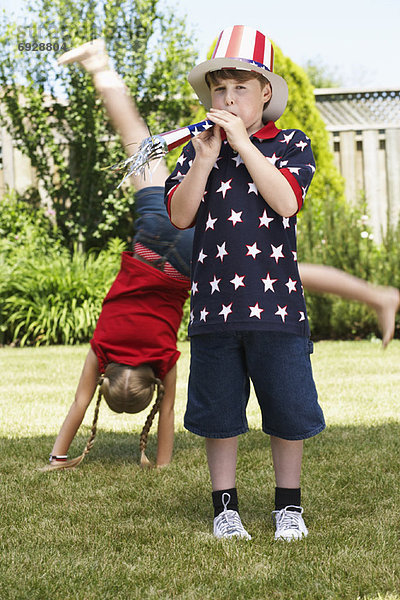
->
[[275, 487, 301, 512], [212, 487, 238, 517]]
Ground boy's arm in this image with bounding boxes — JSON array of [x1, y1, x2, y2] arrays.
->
[[155, 364, 177, 467], [207, 109, 298, 217], [168, 126, 222, 229]]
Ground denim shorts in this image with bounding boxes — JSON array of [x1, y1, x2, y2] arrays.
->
[[185, 330, 325, 440], [133, 186, 194, 278]]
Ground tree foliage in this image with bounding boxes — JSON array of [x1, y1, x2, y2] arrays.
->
[[303, 59, 342, 89], [0, 0, 197, 250]]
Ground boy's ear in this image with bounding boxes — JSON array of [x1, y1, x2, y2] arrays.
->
[[263, 83, 272, 103]]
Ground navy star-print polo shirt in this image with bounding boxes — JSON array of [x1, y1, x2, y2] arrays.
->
[[165, 121, 316, 338]]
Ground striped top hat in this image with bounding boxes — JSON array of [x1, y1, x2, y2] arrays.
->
[[188, 25, 288, 122]]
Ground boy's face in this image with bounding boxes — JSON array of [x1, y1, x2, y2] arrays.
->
[[209, 76, 272, 134]]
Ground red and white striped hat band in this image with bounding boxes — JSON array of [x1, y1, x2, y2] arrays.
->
[[212, 26, 274, 73], [188, 25, 288, 122]]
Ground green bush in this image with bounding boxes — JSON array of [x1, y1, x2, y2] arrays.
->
[[0, 238, 124, 346], [297, 194, 399, 341], [0, 188, 62, 253]]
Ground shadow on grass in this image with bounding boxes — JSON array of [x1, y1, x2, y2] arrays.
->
[[1, 421, 399, 520]]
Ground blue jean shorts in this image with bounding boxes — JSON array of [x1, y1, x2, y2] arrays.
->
[[185, 330, 325, 440], [133, 186, 194, 278]]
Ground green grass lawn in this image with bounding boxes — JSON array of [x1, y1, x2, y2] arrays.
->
[[1, 340, 400, 600]]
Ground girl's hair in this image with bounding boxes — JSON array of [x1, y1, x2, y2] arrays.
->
[[51, 364, 164, 470]]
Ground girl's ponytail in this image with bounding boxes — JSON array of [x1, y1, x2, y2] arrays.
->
[[139, 378, 164, 467]]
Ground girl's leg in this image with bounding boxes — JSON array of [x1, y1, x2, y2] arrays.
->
[[299, 263, 400, 348], [57, 39, 169, 189]]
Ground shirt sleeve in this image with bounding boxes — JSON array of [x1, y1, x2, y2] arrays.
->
[[276, 130, 316, 213], [164, 141, 196, 228]]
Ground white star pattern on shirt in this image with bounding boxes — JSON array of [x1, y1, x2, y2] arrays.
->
[[266, 152, 281, 166], [232, 154, 244, 167], [275, 304, 288, 322], [190, 310, 194, 324], [270, 244, 284, 263], [198, 248, 208, 263], [200, 307, 209, 322], [259, 209, 274, 228], [246, 242, 262, 259], [249, 302, 264, 319], [219, 303, 233, 322], [228, 209, 243, 227], [248, 182, 258, 195], [212, 158, 221, 170], [295, 139, 307, 151], [230, 273, 245, 290], [280, 131, 295, 144], [307, 163, 316, 173], [216, 179, 232, 198], [210, 275, 221, 294], [165, 120, 316, 337], [285, 278, 297, 293], [216, 242, 228, 262], [205, 212, 218, 230], [172, 170, 184, 181], [302, 186, 308, 199], [261, 272, 278, 292]]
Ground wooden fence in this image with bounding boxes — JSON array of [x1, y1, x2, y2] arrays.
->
[[314, 88, 400, 242]]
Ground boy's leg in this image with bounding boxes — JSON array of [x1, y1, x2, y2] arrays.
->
[[299, 263, 400, 348], [244, 331, 324, 541], [206, 437, 238, 491], [270, 436, 302, 489], [187, 333, 251, 539], [270, 436, 308, 541], [207, 437, 251, 540]]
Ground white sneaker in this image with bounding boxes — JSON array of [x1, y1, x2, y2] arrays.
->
[[272, 505, 308, 541], [213, 493, 251, 540]]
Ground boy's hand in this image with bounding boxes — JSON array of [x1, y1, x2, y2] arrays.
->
[[207, 109, 250, 153], [192, 124, 222, 169]]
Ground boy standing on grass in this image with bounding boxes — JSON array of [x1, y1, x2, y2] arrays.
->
[[165, 25, 325, 541]]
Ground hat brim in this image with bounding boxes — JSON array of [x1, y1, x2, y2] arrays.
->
[[188, 57, 288, 122]]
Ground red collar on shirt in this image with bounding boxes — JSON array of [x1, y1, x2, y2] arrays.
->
[[220, 120, 281, 141]]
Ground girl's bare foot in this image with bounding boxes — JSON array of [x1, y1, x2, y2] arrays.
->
[[57, 38, 109, 74], [376, 287, 400, 348]]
